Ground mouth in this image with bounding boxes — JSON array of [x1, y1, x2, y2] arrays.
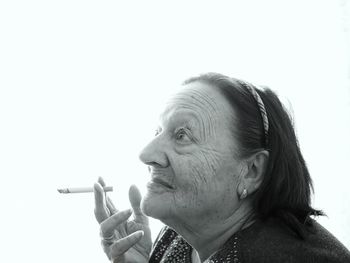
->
[[149, 177, 175, 190]]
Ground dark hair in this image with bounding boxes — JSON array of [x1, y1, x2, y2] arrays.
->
[[183, 72, 323, 239]]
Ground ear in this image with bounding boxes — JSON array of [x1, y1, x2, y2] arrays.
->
[[243, 150, 269, 194]]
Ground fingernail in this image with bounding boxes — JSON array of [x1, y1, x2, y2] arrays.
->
[[121, 208, 132, 216], [134, 230, 144, 238]]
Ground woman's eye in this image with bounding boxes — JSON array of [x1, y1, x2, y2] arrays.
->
[[175, 128, 191, 143]]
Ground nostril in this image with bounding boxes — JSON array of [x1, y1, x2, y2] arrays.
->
[[146, 161, 161, 168], [145, 161, 168, 171]]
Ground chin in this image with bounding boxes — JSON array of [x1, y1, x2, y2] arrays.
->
[[141, 191, 171, 220]]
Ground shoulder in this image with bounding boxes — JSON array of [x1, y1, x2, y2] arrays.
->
[[236, 217, 350, 263], [304, 220, 350, 262]]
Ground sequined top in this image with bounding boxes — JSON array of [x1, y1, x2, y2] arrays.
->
[[149, 226, 240, 263], [148, 218, 350, 263]]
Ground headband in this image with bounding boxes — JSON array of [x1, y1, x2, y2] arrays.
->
[[238, 80, 269, 146]]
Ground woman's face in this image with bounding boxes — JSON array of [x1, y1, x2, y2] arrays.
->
[[139, 81, 244, 226]]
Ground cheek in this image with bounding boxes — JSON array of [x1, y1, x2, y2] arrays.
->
[[171, 155, 239, 218], [191, 146, 230, 181], [173, 148, 231, 198]]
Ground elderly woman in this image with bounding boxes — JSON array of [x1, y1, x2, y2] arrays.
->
[[93, 73, 350, 263]]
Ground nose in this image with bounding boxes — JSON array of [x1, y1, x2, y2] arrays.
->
[[139, 136, 170, 168]]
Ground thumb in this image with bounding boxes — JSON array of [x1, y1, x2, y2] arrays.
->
[[128, 185, 148, 224]]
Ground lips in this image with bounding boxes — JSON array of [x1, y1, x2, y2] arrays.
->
[[150, 177, 174, 190]]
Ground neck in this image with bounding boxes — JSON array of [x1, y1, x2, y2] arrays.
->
[[162, 203, 254, 262]]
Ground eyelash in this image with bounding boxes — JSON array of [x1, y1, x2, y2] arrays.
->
[[175, 127, 192, 142], [155, 127, 194, 144]]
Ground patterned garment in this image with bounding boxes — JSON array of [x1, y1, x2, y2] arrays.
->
[[148, 218, 350, 263], [149, 227, 240, 263]]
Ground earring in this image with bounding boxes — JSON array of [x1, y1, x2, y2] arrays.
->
[[240, 188, 248, 200]]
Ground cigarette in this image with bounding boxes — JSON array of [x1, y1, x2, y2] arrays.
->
[[57, 186, 113, 194]]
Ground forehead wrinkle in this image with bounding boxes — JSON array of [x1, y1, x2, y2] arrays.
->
[[160, 107, 201, 127], [161, 105, 215, 142], [166, 88, 219, 115], [185, 89, 219, 140], [183, 89, 219, 116], [159, 108, 209, 143], [164, 90, 221, 140]]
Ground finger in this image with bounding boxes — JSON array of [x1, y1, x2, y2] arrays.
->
[[126, 220, 142, 233], [106, 196, 118, 215], [97, 177, 113, 215], [109, 231, 144, 259], [129, 185, 148, 224], [98, 176, 106, 187], [100, 209, 132, 238], [94, 183, 109, 223]]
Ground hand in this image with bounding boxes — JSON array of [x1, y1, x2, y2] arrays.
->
[[94, 177, 152, 263]]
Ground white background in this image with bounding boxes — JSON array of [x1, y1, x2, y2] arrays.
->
[[0, 1, 349, 262]]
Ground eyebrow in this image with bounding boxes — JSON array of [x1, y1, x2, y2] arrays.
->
[[160, 109, 201, 125], [160, 109, 201, 130], [162, 111, 211, 143]]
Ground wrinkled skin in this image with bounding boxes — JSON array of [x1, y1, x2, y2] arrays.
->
[[94, 178, 152, 263], [139, 81, 244, 235], [94, 81, 254, 262]]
